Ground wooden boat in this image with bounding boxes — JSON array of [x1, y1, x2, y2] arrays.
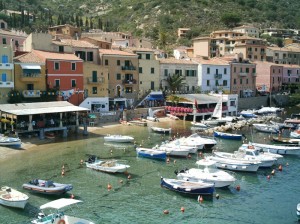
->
[[151, 126, 172, 134], [160, 177, 214, 195], [22, 179, 73, 195], [252, 123, 279, 133], [213, 131, 243, 140], [31, 198, 95, 224], [250, 142, 300, 155], [136, 147, 167, 160], [0, 186, 29, 209], [104, 134, 134, 143], [272, 136, 300, 144], [86, 155, 130, 173], [0, 135, 22, 148]]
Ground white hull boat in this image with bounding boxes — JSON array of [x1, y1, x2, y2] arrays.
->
[[176, 167, 236, 188], [256, 106, 282, 115], [297, 203, 300, 220], [0, 186, 29, 209], [290, 130, 300, 139], [252, 123, 279, 133], [155, 145, 190, 157], [182, 133, 217, 149], [239, 144, 283, 159], [205, 156, 260, 172], [161, 140, 198, 153], [250, 142, 300, 155], [86, 156, 130, 173], [0, 136, 22, 148], [191, 121, 209, 129], [104, 135, 134, 143], [31, 198, 94, 224], [151, 126, 172, 134]]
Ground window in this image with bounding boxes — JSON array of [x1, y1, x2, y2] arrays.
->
[[151, 68, 155, 74], [92, 71, 97, 82], [117, 60, 120, 66], [164, 69, 168, 76], [116, 74, 121, 80], [253, 68, 256, 73], [246, 68, 249, 73], [246, 79, 248, 84], [146, 54, 150, 60], [240, 67, 243, 72], [1, 73, 7, 81], [223, 80, 227, 86], [234, 79, 236, 84], [151, 81, 154, 90], [2, 38, 6, 44], [54, 62, 60, 70], [240, 78, 242, 84], [87, 52, 93, 61], [207, 80, 210, 86], [207, 67, 210, 74], [54, 79, 60, 88], [1, 55, 8, 63], [175, 69, 182, 75], [27, 83, 34, 90], [92, 87, 97, 94], [139, 67, 143, 73], [59, 46, 64, 52], [216, 69, 219, 74], [125, 87, 133, 93], [215, 80, 219, 86], [71, 79, 76, 88], [105, 59, 108, 65], [234, 67, 236, 73], [224, 68, 227, 74], [137, 54, 142, 59], [71, 62, 76, 71]]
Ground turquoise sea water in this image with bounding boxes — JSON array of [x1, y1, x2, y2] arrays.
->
[[0, 112, 299, 224]]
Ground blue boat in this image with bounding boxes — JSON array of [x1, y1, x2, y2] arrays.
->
[[160, 177, 214, 195], [240, 110, 257, 118], [136, 147, 166, 160], [213, 131, 243, 140]]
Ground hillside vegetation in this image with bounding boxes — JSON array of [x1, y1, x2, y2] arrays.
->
[[1, 0, 300, 48]]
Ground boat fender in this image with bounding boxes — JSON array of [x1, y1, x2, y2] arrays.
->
[[58, 220, 66, 224]]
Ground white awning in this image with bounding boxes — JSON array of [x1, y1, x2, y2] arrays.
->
[[20, 64, 41, 70], [40, 198, 82, 210]]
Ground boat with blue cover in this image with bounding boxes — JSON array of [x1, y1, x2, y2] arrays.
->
[[136, 147, 167, 160], [213, 131, 243, 140]]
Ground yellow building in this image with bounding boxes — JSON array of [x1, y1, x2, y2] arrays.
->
[[0, 44, 14, 103], [14, 51, 46, 100]]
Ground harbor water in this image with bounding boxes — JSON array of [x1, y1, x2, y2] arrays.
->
[[0, 111, 299, 224]]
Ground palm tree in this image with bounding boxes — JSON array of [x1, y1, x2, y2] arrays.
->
[[166, 73, 185, 93]]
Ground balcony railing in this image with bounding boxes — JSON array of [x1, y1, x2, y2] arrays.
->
[[239, 72, 248, 77], [20, 73, 41, 82], [87, 77, 105, 84], [122, 79, 137, 84], [0, 63, 13, 69], [214, 74, 222, 79], [121, 66, 136, 71], [22, 90, 41, 98], [0, 81, 14, 88]]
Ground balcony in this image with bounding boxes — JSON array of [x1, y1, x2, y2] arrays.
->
[[0, 63, 13, 70], [122, 79, 137, 85], [214, 74, 222, 79], [0, 81, 14, 88], [22, 90, 41, 98], [239, 72, 248, 77], [252, 73, 257, 76], [87, 77, 105, 84], [20, 73, 41, 82], [121, 66, 136, 71]]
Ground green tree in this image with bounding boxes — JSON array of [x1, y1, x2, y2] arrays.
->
[[221, 13, 241, 28], [166, 73, 185, 92]]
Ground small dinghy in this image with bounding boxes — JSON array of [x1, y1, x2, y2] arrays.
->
[[104, 135, 134, 143], [160, 177, 214, 195], [213, 131, 243, 140], [151, 127, 172, 134], [22, 179, 73, 195], [0, 186, 29, 209], [136, 147, 167, 160]]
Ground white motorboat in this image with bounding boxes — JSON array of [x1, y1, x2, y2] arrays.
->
[[156, 144, 191, 157], [213, 150, 276, 168], [297, 203, 300, 220], [256, 106, 282, 115], [290, 130, 300, 139], [151, 126, 172, 134], [205, 156, 260, 172], [177, 160, 236, 188], [0, 135, 22, 148], [0, 186, 29, 209], [252, 123, 279, 133], [86, 155, 130, 173], [240, 110, 258, 118], [136, 147, 167, 160], [190, 121, 209, 129], [104, 134, 134, 143], [239, 144, 283, 159], [181, 133, 217, 149], [31, 198, 95, 224], [250, 142, 300, 155], [161, 140, 198, 153]]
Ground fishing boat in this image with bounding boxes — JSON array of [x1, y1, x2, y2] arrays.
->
[[213, 150, 276, 168], [250, 142, 300, 155], [252, 123, 279, 133], [272, 136, 300, 144], [176, 160, 236, 188], [136, 147, 167, 160], [205, 156, 260, 172], [151, 126, 172, 134], [86, 155, 130, 173], [0, 135, 22, 148], [104, 134, 134, 143], [213, 131, 243, 140], [297, 203, 300, 220], [22, 179, 73, 195], [160, 177, 214, 195], [0, 186, 29, 209], [31, 198, 95, 224]]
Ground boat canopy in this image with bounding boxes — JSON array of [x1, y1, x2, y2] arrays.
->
[[40, 198, 82, 210]]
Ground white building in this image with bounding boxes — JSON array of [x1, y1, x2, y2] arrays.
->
[[233, 25, 260, 38]]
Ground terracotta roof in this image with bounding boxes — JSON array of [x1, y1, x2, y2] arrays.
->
[[123, 47, 155, 53], [0, 29, 27, 37], [81, 37, 111, 44], [52, 39, 98, 48], [34, 50, 82, 61], [281, 64, 300, 68], [99, 49, 137, 56], [14, 51, 44, 63], [192, 57, 229, 65], [159, 58, 198, 65], [211, 30, 244, 34], [267, 46, 300, 53]]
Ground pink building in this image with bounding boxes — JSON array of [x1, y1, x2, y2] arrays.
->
[[0, 29, 27, 51], [255, 61, 283, 94], [282, 64, 300, 84]]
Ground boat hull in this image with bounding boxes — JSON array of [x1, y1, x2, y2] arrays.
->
[[22, 180, 73, 195], [136, 148, 167, 160], [251, 143, 300, 155], [160, 178, 214, 195], [0, 186, 29, 209], [104, 135, 134, 143], [213, 131, 242, 140], [0, 137, 22, 148], [86, 161, 130, 173]]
